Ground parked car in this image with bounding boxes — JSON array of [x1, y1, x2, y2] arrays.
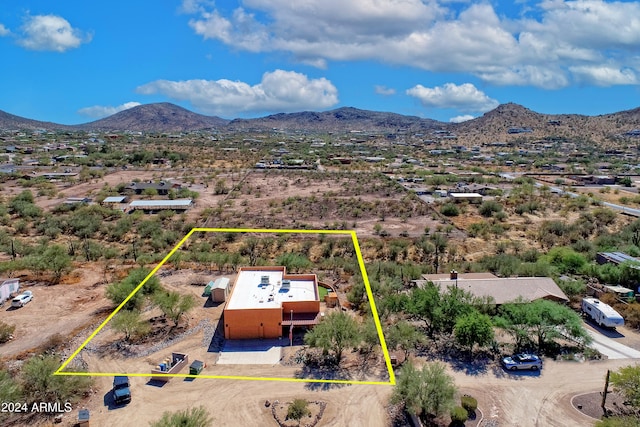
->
[[112, 376, 131, 405], [502, 353, 542, 371], [11, 291, 33, 308]]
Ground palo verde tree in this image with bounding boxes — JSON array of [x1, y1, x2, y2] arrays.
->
[[391, 361, 457, 419], [21, 355, 93, 403], [106, 268, 161, 310], [153, 290, 197, 327], [610, 364, 640, 409], [112, 310, 151, 342], [384, 320, 424, 358], [454, 311, 494, 353], [494, 299, 591, 352], [303, 310, 361, 365]]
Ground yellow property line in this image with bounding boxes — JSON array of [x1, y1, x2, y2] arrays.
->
[[56, 227, 396, 386]]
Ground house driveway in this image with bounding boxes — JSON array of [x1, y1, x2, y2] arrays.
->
[[216, 339, 284, 365]]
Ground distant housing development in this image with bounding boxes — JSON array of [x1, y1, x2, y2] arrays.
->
[[223, 266, 320, 340]]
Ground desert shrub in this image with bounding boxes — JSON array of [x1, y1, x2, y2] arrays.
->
[[621, 303, 640, 329], [440, 203, 459, 217], [37, 333, 66, 354], [287, 399, 311, 422], [151, 405, 213, 427], [22, 355, 93, 402], [0, 370, 22, 402], [478, 201, 502, 217], [0, 321, 15, 343], [461, 395, 478, 413], [450, 406, 468, 424]]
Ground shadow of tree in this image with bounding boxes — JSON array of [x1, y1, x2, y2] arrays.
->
[[294, 364, 352, 390]]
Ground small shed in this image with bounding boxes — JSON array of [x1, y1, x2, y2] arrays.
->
[[603, 285, 635, 301], [211, 277, 230, 302]]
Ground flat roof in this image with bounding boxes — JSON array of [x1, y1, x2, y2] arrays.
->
[[449, 192, 483, 197], [226, 267, 318, 310], [103, 196, 127, 203], [129, 199, 192, 208]]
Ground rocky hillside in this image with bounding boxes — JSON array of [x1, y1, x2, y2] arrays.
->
[[1, 103, 640, 146], [0, 110, 74, 131], [73, 103, 229, 132], [455, 103, 640, 146], [227, 107, 446, 132]]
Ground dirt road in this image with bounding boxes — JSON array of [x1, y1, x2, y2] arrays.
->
[[48, 354, 637, 427], [450, 358, 639, 427]]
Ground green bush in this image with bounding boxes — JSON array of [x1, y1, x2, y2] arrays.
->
[[151, 406, 213, 427], [440, 203, 460, 217], [0, 321, 15, 343], [461, 394, 478, 413], [287, 398, 310, 422], [478, 201, 502, 217], [450, 406, 468, 423]]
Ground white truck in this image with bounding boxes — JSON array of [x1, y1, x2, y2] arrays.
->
[[581, 297, 624, 328], [0, 279, 20, 306]]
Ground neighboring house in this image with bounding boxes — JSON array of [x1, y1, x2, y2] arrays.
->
[[223, 266, 320, 340], [128, 199, 193, 212], [596, 252, 640, 267], [449, 192, 483, 203], [124, 180, 181, 195], [102, 196, 129, 205], [64, 197, 92, 205], [414, 271, 568, 305]]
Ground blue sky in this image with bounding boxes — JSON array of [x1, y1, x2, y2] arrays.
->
[[1, 0, 640, 125]]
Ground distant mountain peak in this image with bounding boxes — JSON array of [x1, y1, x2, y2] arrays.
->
[[75, 103, 229, 132]]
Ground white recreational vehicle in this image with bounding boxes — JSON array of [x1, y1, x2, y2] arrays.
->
[[581, 297, 624, 328]]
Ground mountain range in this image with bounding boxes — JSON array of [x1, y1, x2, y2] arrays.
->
[[2, 102, 640, 144]]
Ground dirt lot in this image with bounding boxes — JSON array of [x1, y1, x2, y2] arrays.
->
[[448, 358, 638, 427], [0, 265, 110, 359]]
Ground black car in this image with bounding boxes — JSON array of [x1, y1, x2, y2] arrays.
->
[[112, 376, 131, 405]]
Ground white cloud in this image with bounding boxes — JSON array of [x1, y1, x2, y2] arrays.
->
[[18, 15, 90, 52], [136, 70, 338, 116], [449, 115, 475, 123], [406, 83, 499, 113], [374, 85, 396, 96], [184, 0, 640, 88], [569, 65, 638, 86], [0, 24, 10, 37], [179, 0, 216, 14], [78, 102, 141, 119]]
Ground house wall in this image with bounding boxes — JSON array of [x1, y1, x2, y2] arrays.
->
[[224, 308, 282, 339], [282, 300, 320, 314]]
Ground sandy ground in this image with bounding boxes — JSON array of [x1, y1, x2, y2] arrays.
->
[[0, 265, 110, 359], [449, 358, 639, 427], [45, 354, 638, 427]]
